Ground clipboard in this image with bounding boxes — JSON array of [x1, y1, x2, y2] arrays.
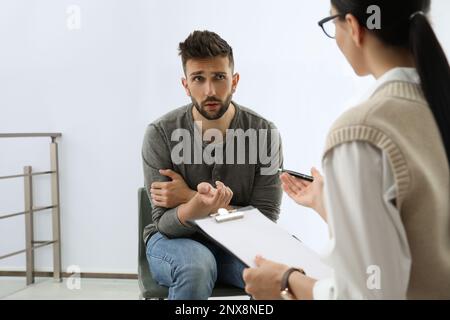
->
[[195, 207, 333, 280]]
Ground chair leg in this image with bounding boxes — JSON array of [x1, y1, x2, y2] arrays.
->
[[140, 293, 165, 300]]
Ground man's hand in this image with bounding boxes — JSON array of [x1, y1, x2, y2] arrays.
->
[[243, 256, 290, 300], [177, 181, 234, 225], [280, 167, 327, 222], [150, 169, 196, 208], [206, 181, 234, 214]]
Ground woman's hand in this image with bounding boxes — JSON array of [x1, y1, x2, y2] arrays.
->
[[243, 256, 290, 300], [280, 167, 327, 222]]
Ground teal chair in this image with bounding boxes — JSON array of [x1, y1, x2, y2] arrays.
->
[[138, 188, 247, 300]]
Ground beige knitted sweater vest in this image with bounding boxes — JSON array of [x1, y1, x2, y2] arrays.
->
[[323, 81, 450, 299]]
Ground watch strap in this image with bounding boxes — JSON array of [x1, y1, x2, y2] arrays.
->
[[280, 267, 306, 292]]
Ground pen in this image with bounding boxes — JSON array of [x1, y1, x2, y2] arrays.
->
[[278, 168, 314, 182]]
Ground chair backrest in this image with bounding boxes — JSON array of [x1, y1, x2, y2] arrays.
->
[[137, 187, 169, 298], [138, 187, 153, 254]]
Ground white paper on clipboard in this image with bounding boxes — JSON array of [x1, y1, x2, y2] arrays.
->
[[195, 208, 333, 280]]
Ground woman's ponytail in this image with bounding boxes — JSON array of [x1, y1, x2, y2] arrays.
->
[[410, 13, 450, 167], [331, 1, 450, 168]]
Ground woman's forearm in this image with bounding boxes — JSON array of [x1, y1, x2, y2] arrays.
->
[[313, 199, 328, 224], [289, 272, 317, 300], [316, 206, 328, 224]]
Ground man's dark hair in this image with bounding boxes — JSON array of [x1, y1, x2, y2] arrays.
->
[[178, 30, 234, 73]]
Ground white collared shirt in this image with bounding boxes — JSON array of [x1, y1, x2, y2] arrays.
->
[[313, 68, 419, 300]]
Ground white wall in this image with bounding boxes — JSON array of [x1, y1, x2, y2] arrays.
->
[[1, 0, 449, 274]]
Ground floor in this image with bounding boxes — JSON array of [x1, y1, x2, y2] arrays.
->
[[0, 277, 249, 300]]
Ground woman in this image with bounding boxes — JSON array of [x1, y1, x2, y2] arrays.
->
[[243, 0, 450, 300]]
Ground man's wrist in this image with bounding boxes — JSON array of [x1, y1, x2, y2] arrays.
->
[[184, 189, 197, 203], [178, 196, 198, 226], [177, 202, 189, 226], [178, 194, 208, 226]]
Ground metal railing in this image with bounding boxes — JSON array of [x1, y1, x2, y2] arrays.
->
[[0, 133, 62, 284]]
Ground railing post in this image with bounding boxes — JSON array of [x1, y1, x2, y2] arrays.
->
[[24, 166, 35, 285], [1, 133, 62, 284], [50, 140, 62, 282]]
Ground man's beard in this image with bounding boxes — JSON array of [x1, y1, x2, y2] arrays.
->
[[192, 94, 233, 120]]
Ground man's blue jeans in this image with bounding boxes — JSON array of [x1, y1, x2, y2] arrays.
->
[[146, 232, 246, 300]]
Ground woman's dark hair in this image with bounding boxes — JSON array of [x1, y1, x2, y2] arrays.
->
[[331, 0, 450, 168]]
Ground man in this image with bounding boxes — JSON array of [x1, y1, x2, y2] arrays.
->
[[142, 30, 283, 300]]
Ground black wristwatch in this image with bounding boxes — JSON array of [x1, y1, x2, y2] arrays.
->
[[280, 268, 306, 300]]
